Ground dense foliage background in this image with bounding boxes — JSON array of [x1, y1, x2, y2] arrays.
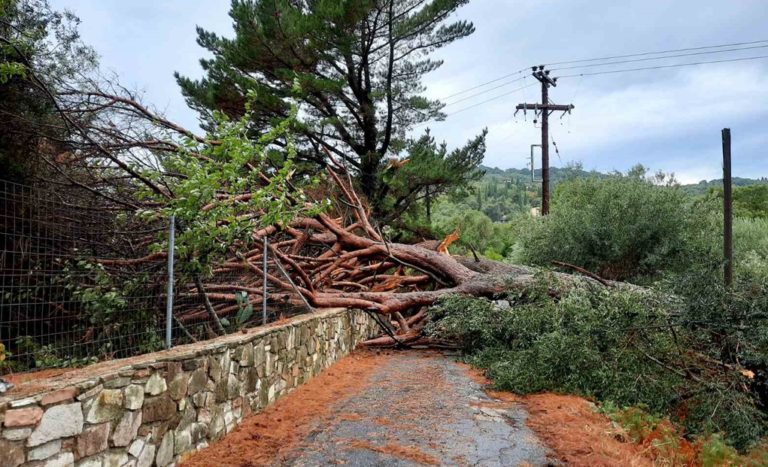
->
[[425, 165, 768, 456]]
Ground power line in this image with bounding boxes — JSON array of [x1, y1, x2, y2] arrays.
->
[[443, 75, 527, 106], [431, 53, 768, 124], [543, 38, 768, 66], [436, 39, 768, 103], [445, 83, 536, 117], [549, 44, 768, 72], [414, 82, 536, 128], [417, 40, 768, 126], [555, 54, 768, 79], [426, 53, 768, 122], [440, 68, 528, 100]]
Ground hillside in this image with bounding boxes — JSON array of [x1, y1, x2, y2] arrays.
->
[[681, 176, 768, 195], [455, 165, 768, 222], [430, 165, 768, 258]]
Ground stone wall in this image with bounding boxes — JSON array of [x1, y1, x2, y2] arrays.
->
[[0, 308, 378, 467]]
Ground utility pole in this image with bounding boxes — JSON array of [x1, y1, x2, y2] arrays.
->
[[722, 128, 733, 288], [516, 66, 574, 215]]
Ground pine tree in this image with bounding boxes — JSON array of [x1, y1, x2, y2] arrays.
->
[[176, 0, 483, 220], [386, 128, 485, 224]]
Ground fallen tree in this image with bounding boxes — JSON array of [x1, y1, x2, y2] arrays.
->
[[0, 39, 612, 353], [179, 166, 619, 347]]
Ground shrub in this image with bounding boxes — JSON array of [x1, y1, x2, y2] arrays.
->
[[663, 266, 768, 450], [426, 275, 767, 451], [432, 207, 519, 258], [515, 167, 716, 281], [603, 404, 768, 466], [709, 184, 768, 220], [734, 217, 768, 280]]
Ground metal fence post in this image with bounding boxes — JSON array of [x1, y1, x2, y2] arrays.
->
[[262, 237, 268, 325], [165, 215, 175, 349], [273, 254, 313, 313]]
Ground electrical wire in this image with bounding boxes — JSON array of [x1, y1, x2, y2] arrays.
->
[[442, 75, 527, 107], [555, 53, 768, 79], [435, 39, 768, 104], [543, 38, 768, 66], [443, 83, 537, 117], [440, 67, 528, 100], [549, 43, 768, 72], [419, 39, 768, 124], [413, 82, 536, 127]]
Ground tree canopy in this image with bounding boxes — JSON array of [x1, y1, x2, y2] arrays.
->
[[176, 0, 485, 220]]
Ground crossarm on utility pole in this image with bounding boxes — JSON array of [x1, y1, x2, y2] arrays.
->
[[516, 66, 574, 216], [515, 103, 574, 112]]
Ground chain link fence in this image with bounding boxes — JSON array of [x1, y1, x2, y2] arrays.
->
[[0, 179, 311, 374]]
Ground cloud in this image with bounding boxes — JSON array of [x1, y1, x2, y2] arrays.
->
[[52, 0, 768, 180], [51, 0, 233, 131], [422, 52, 768, 179]]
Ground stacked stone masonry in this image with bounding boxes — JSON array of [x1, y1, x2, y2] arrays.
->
[[0, 308, 378, 467]]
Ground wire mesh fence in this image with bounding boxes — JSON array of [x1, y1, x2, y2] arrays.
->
[[0, 179, 312, 374]]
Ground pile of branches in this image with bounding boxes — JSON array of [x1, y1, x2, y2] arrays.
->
[[180, 167, 610, 347]]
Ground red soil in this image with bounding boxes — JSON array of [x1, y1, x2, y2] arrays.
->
[[500, 392, 654, 467], [459, 363, 655, 466], [344, 439, 440, 465], [180, 350, 391, 467]]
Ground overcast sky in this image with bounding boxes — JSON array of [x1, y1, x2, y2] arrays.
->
[[52, 0, 768, 183]]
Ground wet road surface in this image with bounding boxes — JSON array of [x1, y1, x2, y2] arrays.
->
[[283, 351, 555, 466]]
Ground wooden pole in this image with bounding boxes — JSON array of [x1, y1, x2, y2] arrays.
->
[[516, 66, 572, 215], [541, 80, 550, 215], [722, 128, 733, 287]]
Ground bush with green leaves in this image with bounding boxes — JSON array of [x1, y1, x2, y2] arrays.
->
[[431, 206, 520, 258], [515, 166, 717, 281], [221, 292, 255, 330], [707, 184, 768, 220], [734, 217, 768, 280], [14, 336, 97, 370], [426, 274, 767, 451], [733, 185, 768, 219], [58, 260, 164, 359], [140, 98, 325, 276]]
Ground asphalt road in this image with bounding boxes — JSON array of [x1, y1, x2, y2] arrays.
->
[[283, 351, 555, 466]]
